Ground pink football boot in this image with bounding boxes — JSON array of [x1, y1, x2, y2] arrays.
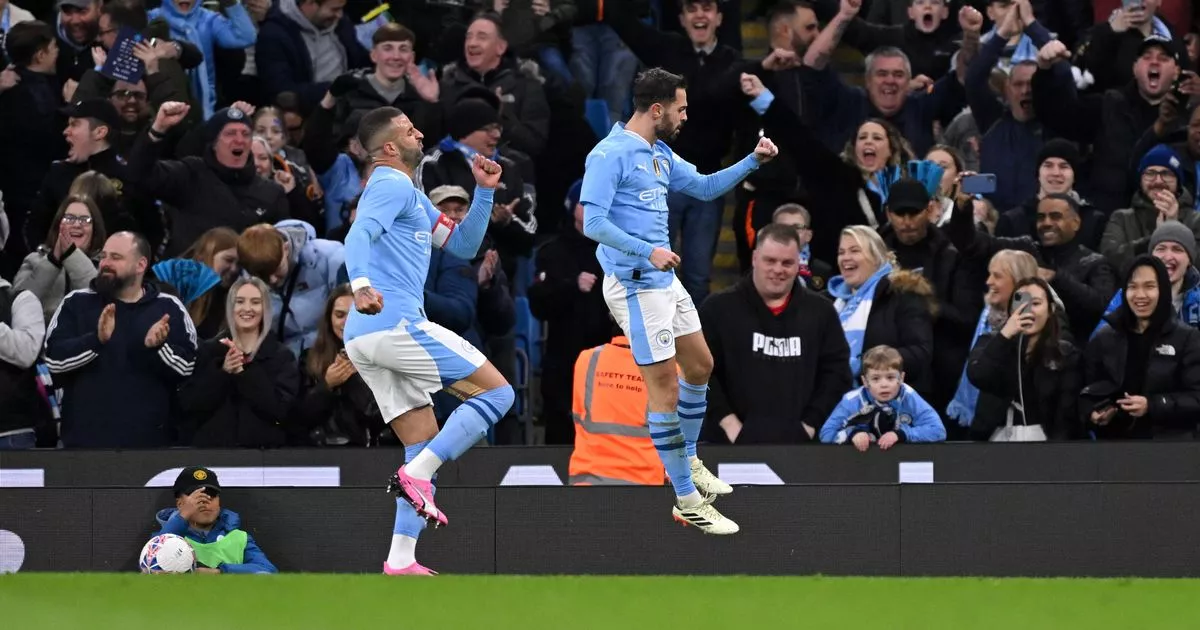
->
[[387, 465, 449, 527]]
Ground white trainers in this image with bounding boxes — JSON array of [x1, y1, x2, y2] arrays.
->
[[690, 458, 733, 498], [672, 502, 740, 535]]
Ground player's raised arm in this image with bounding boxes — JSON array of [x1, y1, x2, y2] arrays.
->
[[425, 154, 499, 259], [669, 137, 779, 201], [579, 150, 656, 259]]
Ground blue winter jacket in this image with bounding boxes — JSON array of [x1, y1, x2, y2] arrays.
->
[[425, 248, 478, 334], [820, 383, 947, 444], [149, 0, 257, 120], [155, 507, 277, 574], [272, 219, 345, 356]]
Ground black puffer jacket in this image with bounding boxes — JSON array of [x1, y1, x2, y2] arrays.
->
[[332, 69, 444, 146], [178, 336, 300, 447], [880, 223, 984, 410], [1082, 256, 1200, 440], [1032, 63, 1161, 213], [438, 55, 551, 157], [854, 269, 938, 397], [126, 130, 290, 257], [967, 333, 1081, 440], [948, 197, 1117, 343]]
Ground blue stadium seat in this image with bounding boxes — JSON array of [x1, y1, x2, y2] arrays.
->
[[513, 296, 542, 373], [584, 99, 612, 142]]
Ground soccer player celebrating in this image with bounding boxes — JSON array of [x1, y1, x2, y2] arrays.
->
[[580, 68, 778, 534], [344, 107, 514, 575]]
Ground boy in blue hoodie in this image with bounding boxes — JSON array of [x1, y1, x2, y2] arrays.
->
[[821, 345, 946, 450], [154, 466, 277, 574]]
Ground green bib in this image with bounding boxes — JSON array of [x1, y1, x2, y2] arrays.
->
[[185, 529, 248, 569]]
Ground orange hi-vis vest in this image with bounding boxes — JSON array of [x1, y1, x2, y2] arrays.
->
[[568, 337, 666, 486]]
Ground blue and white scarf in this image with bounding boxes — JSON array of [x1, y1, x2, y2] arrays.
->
[[829, 262, 893, 376], [439, 136, 499, 162], [946, 306, 995, 427], [981, 28, 1038, 74], [865, 165, 902, 204]]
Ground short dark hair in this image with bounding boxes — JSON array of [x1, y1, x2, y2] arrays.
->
[[632, 68, 687, 112], [102, 0, 148, 32], [372, 22, 415, 47], [357, 106, 404, 152], [130, 232, 152, 261], [469, 11, 506, 40], [274, 91, 302, 115], [5, 21, 55, 68], [755, 222, 801, 250], [681, 0, 722, 13], [767, 0, 814, 28], [1040, 193, 1080, 215]]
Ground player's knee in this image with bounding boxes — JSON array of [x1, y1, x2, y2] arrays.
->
[[478, 384, 515, 421], [681, 357, 712, 384]]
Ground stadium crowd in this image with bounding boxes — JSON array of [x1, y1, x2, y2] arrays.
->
[[0, 0, 1199, 452]]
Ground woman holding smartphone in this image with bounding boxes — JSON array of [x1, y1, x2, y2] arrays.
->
[[1083, 255, 1200, 439], [965, 277, 1080, 441]]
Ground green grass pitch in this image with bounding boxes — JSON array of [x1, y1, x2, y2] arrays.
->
[[3, 574, 1199, 629]]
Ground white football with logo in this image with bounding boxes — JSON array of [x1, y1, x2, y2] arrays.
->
[[139, 534, 196, 574]]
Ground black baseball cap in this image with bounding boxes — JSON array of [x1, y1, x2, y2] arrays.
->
[[886, 179, 932, 216], [173, 466, 221, 497], [61, 98, 121, 131], [1139, 35, 1180, 64]]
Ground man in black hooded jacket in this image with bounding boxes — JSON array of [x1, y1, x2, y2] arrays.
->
[[700, 223, 850, 444], [126, 102, 289, 257]]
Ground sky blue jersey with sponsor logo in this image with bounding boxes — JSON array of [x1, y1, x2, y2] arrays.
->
[[580, 123, 760, 290], [343, 166, 494, 341]]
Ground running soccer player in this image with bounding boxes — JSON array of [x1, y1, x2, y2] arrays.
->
[[343, 106, 515, 575], [581, 68, 778, 535]]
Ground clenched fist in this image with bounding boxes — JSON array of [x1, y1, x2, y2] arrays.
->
[[152, 101, 190, 136], [753, 137, 779, 163]]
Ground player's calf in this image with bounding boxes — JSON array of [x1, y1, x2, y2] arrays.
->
[[393, 384, 516, 526]]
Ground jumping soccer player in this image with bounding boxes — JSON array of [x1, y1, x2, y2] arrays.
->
[[344, 106, 514, 575], [581, 67, 778, 535]]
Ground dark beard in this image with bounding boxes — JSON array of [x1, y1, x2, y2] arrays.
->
[[656, 121, 682, 142], [95, 271, 131, 298], [401, 146, 423, 169]]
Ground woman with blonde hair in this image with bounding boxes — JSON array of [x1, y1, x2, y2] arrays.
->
[[15, 195, 106, 322], [828, 225, 936, 395], [946, 249, 1045, 434], [177, 277, 300, 447]]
